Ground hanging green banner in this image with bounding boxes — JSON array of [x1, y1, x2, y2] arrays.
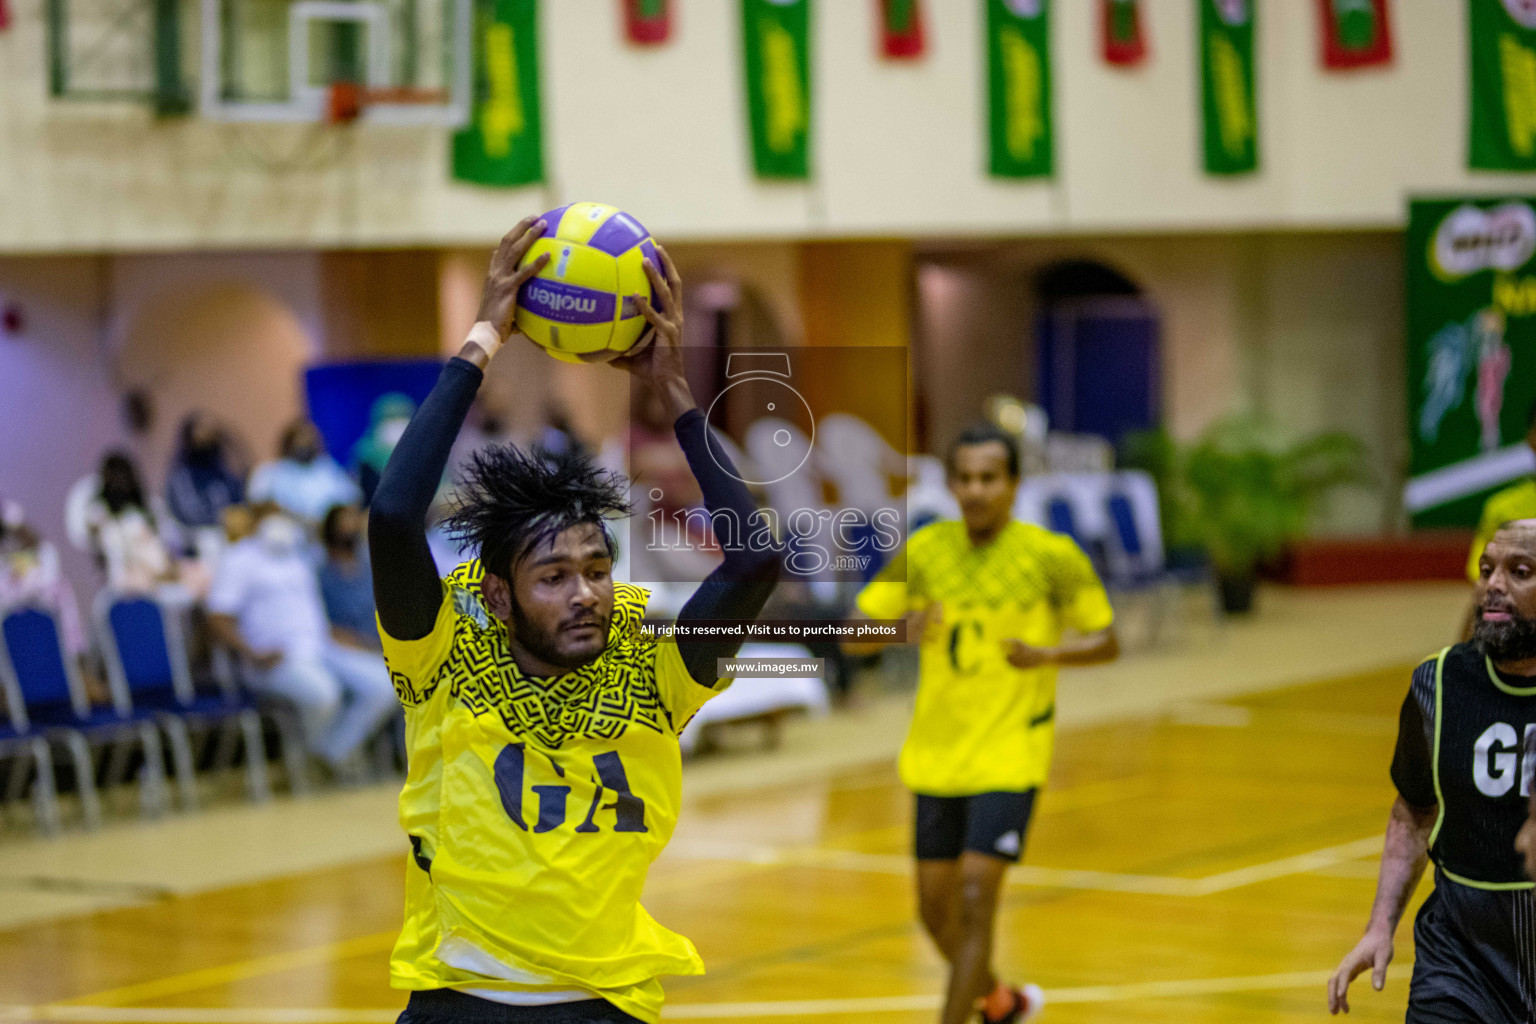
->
[[1469, 0, 1536, 171], [986, 0, 1053, 178], [1199, 0, 1257, 175], [1405, 198, 1536, 527], [452, 0, 543, 187], [741, 0, 811, 179]]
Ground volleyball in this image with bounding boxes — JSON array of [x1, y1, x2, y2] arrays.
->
[[514, 202, 659, 364]]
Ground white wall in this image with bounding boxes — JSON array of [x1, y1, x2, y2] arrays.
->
[[0, 257, 132, 594], [4, 0, 1535, 251], [108, 253, 324, 479]]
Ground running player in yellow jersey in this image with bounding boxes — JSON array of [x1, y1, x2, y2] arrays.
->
[[846, 424, 1118, 1024], [368, 218, 780, 1024]]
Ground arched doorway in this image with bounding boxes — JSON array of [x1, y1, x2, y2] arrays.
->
[[1035, 259, 1160, 448], [115, 283, 312, 487]]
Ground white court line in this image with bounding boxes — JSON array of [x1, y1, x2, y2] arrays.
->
[[805, 849, 1202, 896], [669, 843, 1201, 895], [667, 835, 1382, 898], [0, 967, 1380, 1022], [1188, 837, 1383, 895]]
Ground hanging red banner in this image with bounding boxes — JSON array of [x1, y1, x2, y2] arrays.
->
[[1102, 0, 1147, 66], [1317, 0, 1393, 70], [878, 0, 925, 60], [623, 0, 671, 46], [0, 0, 10, 32]]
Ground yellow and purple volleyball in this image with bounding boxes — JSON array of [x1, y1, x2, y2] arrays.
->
[[514, 202, 659, 364]]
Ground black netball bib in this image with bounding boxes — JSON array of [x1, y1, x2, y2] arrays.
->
[[1430, 643, 1536, 889]]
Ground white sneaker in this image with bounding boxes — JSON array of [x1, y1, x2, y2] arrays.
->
[[1017, 984, 1045, 1022]]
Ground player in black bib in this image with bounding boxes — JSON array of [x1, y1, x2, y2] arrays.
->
[[1328, 519, 1536, 1022]]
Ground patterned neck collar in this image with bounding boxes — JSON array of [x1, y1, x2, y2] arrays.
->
[[443, 560, 658, 744]]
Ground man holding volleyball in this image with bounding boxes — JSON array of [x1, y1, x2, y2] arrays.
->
[[370, 216, 780, 1024]]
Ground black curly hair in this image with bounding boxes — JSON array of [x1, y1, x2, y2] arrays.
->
[[442, 443, 631, 582]]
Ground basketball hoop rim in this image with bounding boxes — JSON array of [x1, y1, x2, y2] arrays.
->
[[326, 82, 455, 124]]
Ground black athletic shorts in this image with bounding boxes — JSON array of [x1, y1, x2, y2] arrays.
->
[[1404, 874, 1536, 1024], [397, 990, 642, 1024], [913, 789, 1038, 863]]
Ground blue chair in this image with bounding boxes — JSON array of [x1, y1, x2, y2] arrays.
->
[[1102, 471, 1196, 645], [1046, 495, 1080, 542], [1, 604, 168, 825], [1102, 471, 1171, 585], [1106, 494, 1150, 579], [0, 637, 63, 836], [96, 592, 271, 808]]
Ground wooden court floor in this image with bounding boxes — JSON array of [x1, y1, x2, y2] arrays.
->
[[0, 664, 1430, 1023]]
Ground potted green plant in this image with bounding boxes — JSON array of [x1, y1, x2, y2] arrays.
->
[[1125, 418, 1371, 614]]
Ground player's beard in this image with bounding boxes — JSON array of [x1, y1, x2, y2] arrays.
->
[[510, 600, 610, 672], [1473, 602, 1536, 663]]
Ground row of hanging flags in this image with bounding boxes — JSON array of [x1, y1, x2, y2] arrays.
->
[[451, 1, 1536, 188]]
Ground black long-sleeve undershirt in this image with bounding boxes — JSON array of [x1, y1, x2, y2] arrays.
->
[[669, 408, 782, 679], [368, 356, 780, 685], [369, 357, 482, 642]]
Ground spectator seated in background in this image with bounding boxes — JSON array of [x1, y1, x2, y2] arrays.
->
[[166, 412, 246, 556], [248, 419, 361, 531], [349, 394, 416, 507], [207, 503, 395, 773], [65, 450, 179, 594], [535, 401, 584, 457], [319, 504, 379, 651], [0, 498, 89, 663], [0, 498, 111, 706], [221, 503, 257, 545]]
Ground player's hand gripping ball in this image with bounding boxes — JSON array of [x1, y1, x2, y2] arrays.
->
[[514, 202, 660, 364]]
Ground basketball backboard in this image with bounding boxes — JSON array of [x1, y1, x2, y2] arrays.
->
[[46, 0, 194, 114], [198, 0, 471, 126]]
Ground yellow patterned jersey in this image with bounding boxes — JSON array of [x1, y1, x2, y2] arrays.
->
[[1467, 478, 1536, 582], [380, 561, 723, 1024], [857, 521, 1113, 796]]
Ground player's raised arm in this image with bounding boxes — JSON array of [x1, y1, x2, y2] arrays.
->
[[369, 217, 549, 641], [612, 244, 782, 683]]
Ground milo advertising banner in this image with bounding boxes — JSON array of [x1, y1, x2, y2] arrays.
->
[[1406, 198, 1536, 527]]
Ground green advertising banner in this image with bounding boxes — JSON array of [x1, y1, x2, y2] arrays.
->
[[1405, 198, 1536, 527], [741, 0, 811, 179], [452, 0, 543, 187], [1469, 0, 1536, 171], [986, 0, 1053, 179], [1199, 0, 1258, 175]]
